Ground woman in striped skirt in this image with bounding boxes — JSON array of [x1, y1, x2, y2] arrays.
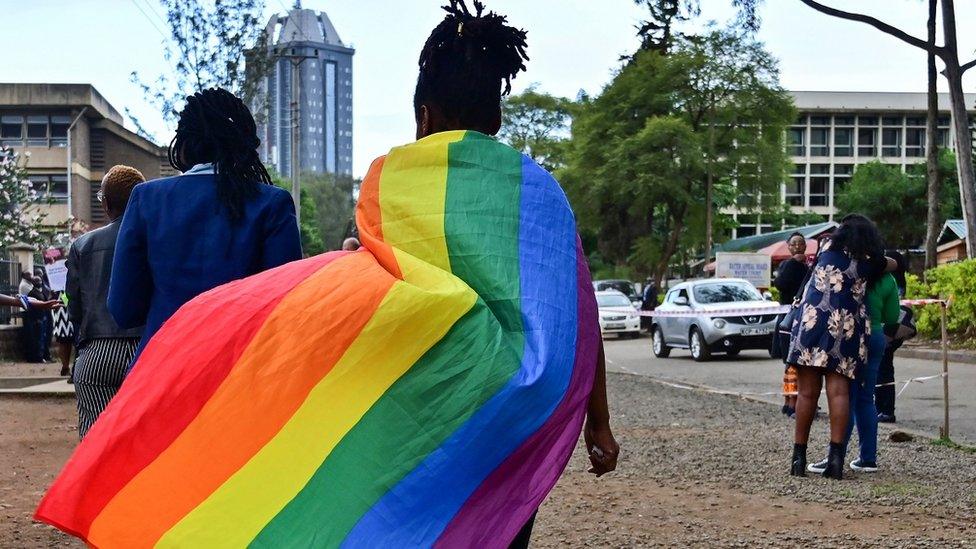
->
[[66, 166, 146, 437]]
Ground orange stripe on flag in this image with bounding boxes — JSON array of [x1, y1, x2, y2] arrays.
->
[[86, 252, 396, 547]]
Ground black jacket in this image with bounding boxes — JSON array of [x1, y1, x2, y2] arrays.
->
[[773, 258, 808, 305], [66, 221, 144, 345]]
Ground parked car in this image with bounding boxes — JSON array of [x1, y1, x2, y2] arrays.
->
[[596, 290, 641, 338], [593, 279, 642, 308], [651, 278, 780, 361]]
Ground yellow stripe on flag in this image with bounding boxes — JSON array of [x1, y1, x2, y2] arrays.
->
[[158, 252, 476, 547]]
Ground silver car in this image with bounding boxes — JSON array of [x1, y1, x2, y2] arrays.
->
[[651, 278, 781, 361]]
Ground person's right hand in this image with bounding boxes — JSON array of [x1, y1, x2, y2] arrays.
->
[[584, 420, 619, 477], [30, 299, 63, 311]]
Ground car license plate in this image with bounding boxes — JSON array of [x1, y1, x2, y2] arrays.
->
[[606, 323, 625, 329], [742, 327, 772, 336]]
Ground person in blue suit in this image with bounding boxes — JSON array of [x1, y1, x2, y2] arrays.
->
[[109, 88, 303, 372]]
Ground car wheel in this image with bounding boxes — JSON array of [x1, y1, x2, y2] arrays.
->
[[652, 326, 671, 358], [689, 327, 710, 362]]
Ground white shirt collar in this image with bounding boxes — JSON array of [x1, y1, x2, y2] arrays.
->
[[184, 163, 215, 175]]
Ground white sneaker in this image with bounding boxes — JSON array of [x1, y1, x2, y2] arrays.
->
[[807, 458, 828, 474]]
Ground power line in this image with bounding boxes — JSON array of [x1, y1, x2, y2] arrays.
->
[[129, 0, 167, 40], [138, 0, 169, 30]]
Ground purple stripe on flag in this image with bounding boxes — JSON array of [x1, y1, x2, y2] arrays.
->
[[435, 239, 600, 548]]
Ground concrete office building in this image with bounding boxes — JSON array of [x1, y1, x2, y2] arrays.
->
[[0, 83, 170, 232], [255, 4, 354, 177], [729, 90, 976, 239]]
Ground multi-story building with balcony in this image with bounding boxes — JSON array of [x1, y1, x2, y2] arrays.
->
[[728, 91, 976, 239], [0, 83, 171, 234]]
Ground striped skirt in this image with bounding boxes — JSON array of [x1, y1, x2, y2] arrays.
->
[[74, 338, 140, 438]]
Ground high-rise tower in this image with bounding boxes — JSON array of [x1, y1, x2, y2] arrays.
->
[[255, 3, 354, 177]]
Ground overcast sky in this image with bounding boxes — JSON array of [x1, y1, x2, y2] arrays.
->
[[3, 0, 976, 177]]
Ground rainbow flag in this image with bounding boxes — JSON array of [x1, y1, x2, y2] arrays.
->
[[35, 130, 600, 548]]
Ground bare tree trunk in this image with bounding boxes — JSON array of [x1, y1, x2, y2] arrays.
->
[[797, 0, 976, 257], [924, 0, 941, 270], [942, 0, 976, 259]]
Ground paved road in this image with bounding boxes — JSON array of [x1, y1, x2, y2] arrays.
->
[[602, 334, 976, 445]]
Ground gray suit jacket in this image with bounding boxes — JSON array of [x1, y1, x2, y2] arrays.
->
[[66, 220, 144, 345]]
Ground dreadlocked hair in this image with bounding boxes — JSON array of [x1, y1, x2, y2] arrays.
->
[[168, 87, 272, 221], [415, 0, 529, 130]]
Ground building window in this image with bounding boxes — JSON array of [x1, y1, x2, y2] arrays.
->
[[938, 128, 950, 148], [834, 116, 855, 125], [737, 214, 759, 237], [27, 116, 48, 146], [786, 164, 805, 206], [810, 128, 829, 156], [833, 127, 853, 156], [51, 115, 69, 146], [858, 115, 878, 126], [809, 164, 829, 206], [882, 115, 903, 126], [834, 164, 853, 198], [28, 175, 68, 202], [906, 128, 926, 157], [1, 115, 23, 145], [809, 115, 830, 126], [882, 128, 902, 157], [858, 127, 877, 157]]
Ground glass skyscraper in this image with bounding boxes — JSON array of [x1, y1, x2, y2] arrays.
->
[[255, 4, 354, 177]]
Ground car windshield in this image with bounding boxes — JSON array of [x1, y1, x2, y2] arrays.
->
[[693, 282, 762, 304], [596, 294, 633, 308], [594, 281, 636, 297]]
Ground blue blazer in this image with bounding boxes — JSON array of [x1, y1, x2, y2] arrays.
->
[[108, 166, 303, 366]]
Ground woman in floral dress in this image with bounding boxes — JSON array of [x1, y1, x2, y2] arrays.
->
[[787, 214, 893, 480]]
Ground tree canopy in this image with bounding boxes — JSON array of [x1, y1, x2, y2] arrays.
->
[[499, 86, 575, 172], [129, 0, 270, 138], [835, 152, 961, 249], [561, 29, 793, 284]]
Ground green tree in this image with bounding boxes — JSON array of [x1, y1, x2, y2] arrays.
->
[[129, 0, 271, 136], [302, 173, 358, 251], [499, 86, 575, 172], [270, 172, 324, 256], [302, 173, 360, 250], [563, 29, 793, 285], [835, 152, 961, 249], [0, 146, 52, 247], [632, 0, 763, 53]]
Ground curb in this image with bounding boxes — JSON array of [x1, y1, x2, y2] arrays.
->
[[896, 347, 976, 365]]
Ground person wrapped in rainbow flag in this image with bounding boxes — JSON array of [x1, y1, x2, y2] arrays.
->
[[35, 1, 618, 546]]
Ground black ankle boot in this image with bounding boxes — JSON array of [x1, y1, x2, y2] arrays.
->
[[790, 443, 807, 476], [823, 442, 844, 480]]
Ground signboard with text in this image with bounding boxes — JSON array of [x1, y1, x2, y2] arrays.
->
[[715, 252, 771, 289]]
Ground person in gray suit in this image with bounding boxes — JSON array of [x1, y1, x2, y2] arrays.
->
[[66, 165, 146, 438]]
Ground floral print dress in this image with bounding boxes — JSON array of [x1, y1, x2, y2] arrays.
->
[[786, 243, 886, 379]]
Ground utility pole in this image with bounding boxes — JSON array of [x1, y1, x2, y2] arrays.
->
[[277, 43, 317, 225]]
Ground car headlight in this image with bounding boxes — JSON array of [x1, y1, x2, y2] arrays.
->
[[713, 318, 726, 329]]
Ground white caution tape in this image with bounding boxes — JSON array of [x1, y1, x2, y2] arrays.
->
[[640, 298, 950, 318], [641, 306, 789, 318]]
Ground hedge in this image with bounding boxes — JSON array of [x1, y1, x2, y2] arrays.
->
[[907, 259, 976, 343]]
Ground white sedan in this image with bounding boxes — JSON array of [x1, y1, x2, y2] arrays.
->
[[596, 290, 641, 338]]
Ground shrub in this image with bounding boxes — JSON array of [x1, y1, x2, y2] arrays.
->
[[907, 260, 976, 342]]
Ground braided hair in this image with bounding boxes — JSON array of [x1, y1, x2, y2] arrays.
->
[[414, 0, 529, 131], [168, 87, 272, 220]]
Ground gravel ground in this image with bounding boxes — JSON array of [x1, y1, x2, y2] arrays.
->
[[2, 371, 974, 547], [535, 373, 976, 547]]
